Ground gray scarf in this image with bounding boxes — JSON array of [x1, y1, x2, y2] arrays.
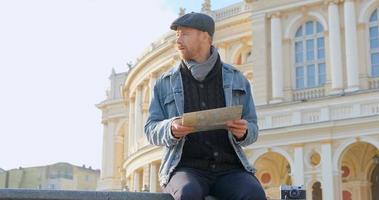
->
[[184, 46, 219, 81]]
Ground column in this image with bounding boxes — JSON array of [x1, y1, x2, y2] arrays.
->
[[113, 135, 124, 179], [149, 163, 158, 192], [142, 104, 148, 131], [104, 121, 116, 178], [321, 142, 335, 200], [344, 0, 360, 92], [149, 73, 157, 99], [217, 43, 227, 62], [270, 13, 284, 103], [142, 165, 150, 192], [100, 122, 109, 179], [128, 96, 135, 155], [293, 145, 305, 186], [328, 1, 344, 93], [123, 122, 129, 160], [133, 171, 141, 192], [135, 86, 143, 142], [357, 180, 371, 200], [251, 13, 270, 105], [333, 170, 342, 200], [126, 176, 131, 191], [99, 120, 120, 190]]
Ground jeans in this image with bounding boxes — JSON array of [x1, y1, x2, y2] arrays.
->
[[163, 167, 266, 200]]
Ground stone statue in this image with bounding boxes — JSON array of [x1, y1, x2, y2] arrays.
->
[[179, 7, 186, 17], [201, 0, 211, 13]]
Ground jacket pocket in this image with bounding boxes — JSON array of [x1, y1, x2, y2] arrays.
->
[[232, 87, 246, 105], [163, 94, 177, 118]]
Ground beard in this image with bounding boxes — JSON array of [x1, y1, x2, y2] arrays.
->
[[177, 45, 201, 61], [177, 48, 193, 61], [178, 51, 191, 60]]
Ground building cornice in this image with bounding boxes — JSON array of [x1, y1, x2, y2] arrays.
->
[[252, 0, 324, 18]]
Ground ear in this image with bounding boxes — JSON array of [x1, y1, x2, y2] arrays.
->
[[200, 32, 210, 41]]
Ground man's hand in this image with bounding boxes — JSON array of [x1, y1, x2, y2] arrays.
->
[[226, 119, 248, 140], [171, 118, 195, 139]]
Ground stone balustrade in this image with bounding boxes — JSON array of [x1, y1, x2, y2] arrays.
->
[[292, 87, 325, 101], [258, 98, 379, 130], [369, 77, 379, 89], [214, 2, 252, 21]]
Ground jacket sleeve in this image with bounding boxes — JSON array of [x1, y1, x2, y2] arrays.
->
[[232, 75, 259, 147], [144, 79, 181, 147]]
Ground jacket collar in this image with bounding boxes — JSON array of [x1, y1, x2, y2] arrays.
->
[[163, 60, 236, 79]]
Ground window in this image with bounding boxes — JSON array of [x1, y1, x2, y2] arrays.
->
[[294, 21, 326, 89], [85, 175, 90, 181], [370, 9, 379, 77]]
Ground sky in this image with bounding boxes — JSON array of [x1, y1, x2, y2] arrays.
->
[[0, 0, 241, 171]]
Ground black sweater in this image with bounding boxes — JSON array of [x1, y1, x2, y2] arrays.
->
[[177, 56, 243, 172]]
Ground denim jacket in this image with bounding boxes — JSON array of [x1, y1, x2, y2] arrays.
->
[[144, 62, 259, 186]]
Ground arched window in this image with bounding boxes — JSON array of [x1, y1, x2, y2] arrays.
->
[[312, 181, 322, 200], [234, 48, 252, 65], [294, 21, 325, 89], [369, 8, 379, 77]]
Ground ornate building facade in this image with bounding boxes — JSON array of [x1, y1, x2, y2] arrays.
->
[[97, 0, 379, 199]]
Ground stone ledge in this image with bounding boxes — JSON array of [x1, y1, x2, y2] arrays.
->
[[0, 189, 174, 200]]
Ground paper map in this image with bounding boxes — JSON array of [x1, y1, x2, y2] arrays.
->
[[181, 105, 243, 132]]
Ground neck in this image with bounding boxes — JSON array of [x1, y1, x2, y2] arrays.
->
[[192, 46, 212, 63]]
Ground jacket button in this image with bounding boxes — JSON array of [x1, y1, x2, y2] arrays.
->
[[210, 164, 216, 169], [213, 152, 219, 157], [201, 102, 206, 108], [199, 84, 204, 88]]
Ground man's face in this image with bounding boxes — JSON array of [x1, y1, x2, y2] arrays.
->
[[175, 26, 209, 61]]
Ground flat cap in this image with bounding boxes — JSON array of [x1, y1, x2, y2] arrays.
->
[[170, 12, 215, 37]]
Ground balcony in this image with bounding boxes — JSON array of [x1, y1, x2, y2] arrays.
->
[[369, 76, 379, 89], [292, 87, 325, 101]]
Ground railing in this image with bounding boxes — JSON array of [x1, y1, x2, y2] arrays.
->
[[0, 189, 173, 200], [369, 77, 379, 89], [214, 2, 252, 21], [135, 32, 175, 66], [292, 87, 325, 101]]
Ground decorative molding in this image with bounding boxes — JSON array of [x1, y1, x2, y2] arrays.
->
[[244, 71, 254, 80], [150, 72, 158, 79], [142, 103, 149, 112], [129, 93, 136, 101], [358, 0, 379, 23], [267, 12, 281, 19], [323, 0, 342, 5], [357, 22, 366, 30], [300, 6, 309, 17], [216, 18, 251, 30], [320, 139, 333, 144], [216, 42, 229, 49], [292, 143, 305, 148], [341, 0, 356, 3], [282, 38, 292, 44], [142, 79, 149, 88], [284, 11, 328, 39]]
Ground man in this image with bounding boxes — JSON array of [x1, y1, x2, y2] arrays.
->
[[144, 12, 266, 200]]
